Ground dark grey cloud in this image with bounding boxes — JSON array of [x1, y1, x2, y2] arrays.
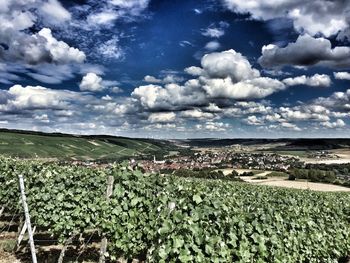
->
[[259, 34, 350, 69]]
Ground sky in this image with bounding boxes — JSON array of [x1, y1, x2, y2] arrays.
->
[[1, 0, 350, 138]]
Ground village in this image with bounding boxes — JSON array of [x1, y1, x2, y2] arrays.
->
[[138, 151, 303, 173]]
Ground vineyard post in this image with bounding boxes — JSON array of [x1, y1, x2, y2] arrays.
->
[[99, 175, 114, 263], [57, 234, 75, 263], [18, 174, 37, 263], [0, 206, 4, 217]]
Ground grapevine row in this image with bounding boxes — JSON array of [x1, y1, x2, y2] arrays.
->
[[0, 157, 350, 262]]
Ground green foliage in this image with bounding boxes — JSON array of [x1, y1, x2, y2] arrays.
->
[[240, 171, 255, 177], [288, 168, 338, 184], [267, 171, 288, 177], [173, 169, 241, 181], [252, 175, 268, 180], [1, 157, 350, 262]]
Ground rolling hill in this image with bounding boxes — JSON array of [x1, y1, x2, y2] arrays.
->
[[0, 129, 170, 161]]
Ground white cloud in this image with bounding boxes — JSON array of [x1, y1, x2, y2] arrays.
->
[[202, 76, 285, 100], [0, 1, 84, 68], [195, 121, 229, 131], [201, 49, 260, 82], [39, 0, 71, 25], [280, 122, 302, 131], [245, 115, 264, 126], [202, 28, 225, 38], [184, 66, 203, 76], [87, 11, 119, 25], [148, 112, 176, 123], [180, 109, 215, 120], [321, 119, 346, 129], [204, 41, 221, 51], [221, 0, 350, 38], [144, 74, 184, 84], [96, 37, 124, 60], [109, 0, 150, 15], [0, 26, 85, 65], [110, 87, 123, 93], [283, 74, 331, 87], [79, 73, 103, 92], [0, 84, 88, 112], [37, 28, 86, 64], [201, 21, 229, 38], [144, 75, 162, 83], [334, 72, 350, 80], [131, 83, 206, 110]]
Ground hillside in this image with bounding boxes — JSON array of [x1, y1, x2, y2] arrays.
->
[[180, 138, 350, 150], [0, 129, 169, 161]]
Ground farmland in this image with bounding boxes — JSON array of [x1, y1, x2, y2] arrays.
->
[[1, 157, 350, 262]]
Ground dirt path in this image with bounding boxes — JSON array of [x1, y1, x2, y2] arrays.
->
[[258, 180, 350, 192], [0, 251, 20, 263]]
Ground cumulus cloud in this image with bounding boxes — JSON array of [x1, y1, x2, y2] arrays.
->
[[259, 34, 350, 69], [184, 66, 203, 76], [144, 74, 184, 84], [245, 115, 264, 126], [180, 109, 215, 120], [195, 121, 229, 131], [131, 83, 206, 110], [321, 119, 346, 129], [144, 75, 162, 83], [0, 27, 85, 65], [132, 48, 325, 121], [283, 74, 331, 87], [79, 73, 103, 92], [0, 84, 88, 112], [280, 122, 302, 131], [202, 76, 285, 100], [37, 28, 86, 64], [221, 0, 350, 38], [0, 1, 84, 66], [1, 83, 349, 137], [201, 49, 260, 81], [148, 112, 176, 123], [334, 72, 350, 80], [39, 0, 71, 25], [313, 89, 350, 112]]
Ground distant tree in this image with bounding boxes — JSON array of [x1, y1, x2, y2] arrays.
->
[[230, 170, 239, 177]]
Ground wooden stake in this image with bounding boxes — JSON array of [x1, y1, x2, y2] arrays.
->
[[58, 234, 75, 263], [99, 176, 114, 263], [0, 206, 4, 217], [18, 174, 37, 263], [17, 222, 27, 247]]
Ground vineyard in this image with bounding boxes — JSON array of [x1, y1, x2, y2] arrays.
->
[[0, 130, 166, 161], [1, 157, 350, 262]]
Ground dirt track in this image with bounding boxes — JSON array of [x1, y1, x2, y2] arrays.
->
[[220, 168, 350, 192], [258, 180, 350, 192]]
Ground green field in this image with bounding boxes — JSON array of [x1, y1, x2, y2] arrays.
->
[[0, 130, 166, 160]]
